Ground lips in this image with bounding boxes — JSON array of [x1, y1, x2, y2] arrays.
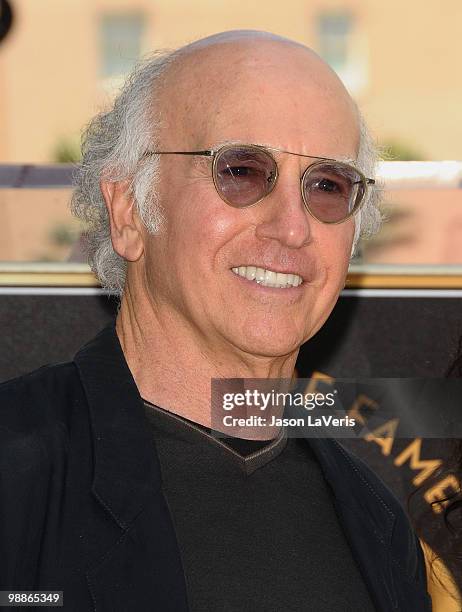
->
[[231, 265, 303, 288]]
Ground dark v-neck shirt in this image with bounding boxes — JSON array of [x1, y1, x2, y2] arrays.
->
[[143, 400, 376, 612]]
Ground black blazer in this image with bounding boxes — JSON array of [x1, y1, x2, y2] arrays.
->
[[0, 324, 432, 611]]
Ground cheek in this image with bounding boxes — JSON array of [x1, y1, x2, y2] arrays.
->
[[317, 223, 354, 275], [163, 187, 245, 282]]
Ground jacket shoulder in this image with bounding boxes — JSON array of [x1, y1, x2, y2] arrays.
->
[[0, 361, 84, 429], [0, 361, 86, 484]]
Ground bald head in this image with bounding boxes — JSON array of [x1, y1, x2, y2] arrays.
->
[[158, 30, 360, 160], [177, 29, 316, 56]]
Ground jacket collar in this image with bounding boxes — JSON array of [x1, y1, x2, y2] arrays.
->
[[74, 323, 431, 612], [74, 322, 163, 530]]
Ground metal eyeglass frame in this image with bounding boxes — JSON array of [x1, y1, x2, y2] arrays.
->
[[144, 143, 376, 224]]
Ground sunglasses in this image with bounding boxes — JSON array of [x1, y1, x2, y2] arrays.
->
[[144, 143, 375, 224]]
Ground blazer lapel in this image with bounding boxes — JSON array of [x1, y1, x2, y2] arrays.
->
[[74, 323, 189, 611], [307, 434, 431, 611], [74, 323, 160, 529], [308, 435, 398, 610]]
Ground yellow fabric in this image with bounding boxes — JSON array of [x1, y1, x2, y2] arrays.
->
[[420, 539, 461, 612]]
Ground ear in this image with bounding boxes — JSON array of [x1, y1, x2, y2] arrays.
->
[[100, 179, 144, 261]]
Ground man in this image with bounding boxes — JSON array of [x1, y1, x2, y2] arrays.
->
[[0, 31, 431, 611]]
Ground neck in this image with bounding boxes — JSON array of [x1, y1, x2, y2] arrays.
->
[[115, 284, 298, 430]]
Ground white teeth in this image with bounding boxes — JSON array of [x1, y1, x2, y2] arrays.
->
[[231, 266, 303, 288], [264, 269, 277, 285], [255, 267, 266, 283], [246, 266, 256, 281]]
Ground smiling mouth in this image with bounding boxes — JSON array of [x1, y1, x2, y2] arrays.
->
[[231, 266, 303, 288]]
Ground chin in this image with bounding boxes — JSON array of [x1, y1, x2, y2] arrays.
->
[[233, 327, 304, 360]]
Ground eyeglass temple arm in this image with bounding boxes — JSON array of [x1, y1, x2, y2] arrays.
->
[[144, 150, 214, 157], [353, 179, 375, 185]]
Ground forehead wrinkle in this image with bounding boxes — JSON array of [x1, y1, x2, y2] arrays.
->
[[177, 89, 359, 164], [206, 139, 356, 164]]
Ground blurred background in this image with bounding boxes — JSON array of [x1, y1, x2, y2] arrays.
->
[[0, 0, 461, 270]]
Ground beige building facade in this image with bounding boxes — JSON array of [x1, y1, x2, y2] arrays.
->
[[0, 0, 460, 163]]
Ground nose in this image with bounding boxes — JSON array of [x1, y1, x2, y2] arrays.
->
[[255, 169, 313, 249]]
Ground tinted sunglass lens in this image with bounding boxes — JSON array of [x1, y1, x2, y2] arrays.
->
[[214, 147, 277, 207], [302, 163, 365, 223]]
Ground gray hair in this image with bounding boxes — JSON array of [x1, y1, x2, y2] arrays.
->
[[352, 109, 383, 252], [71, 49, 382, 297], [71, 50, 176, 296]]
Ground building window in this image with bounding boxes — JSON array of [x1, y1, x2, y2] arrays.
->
[[317, 13, 352, 73], [316, 12, 367, 94], [100, 14, 145, 78]]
